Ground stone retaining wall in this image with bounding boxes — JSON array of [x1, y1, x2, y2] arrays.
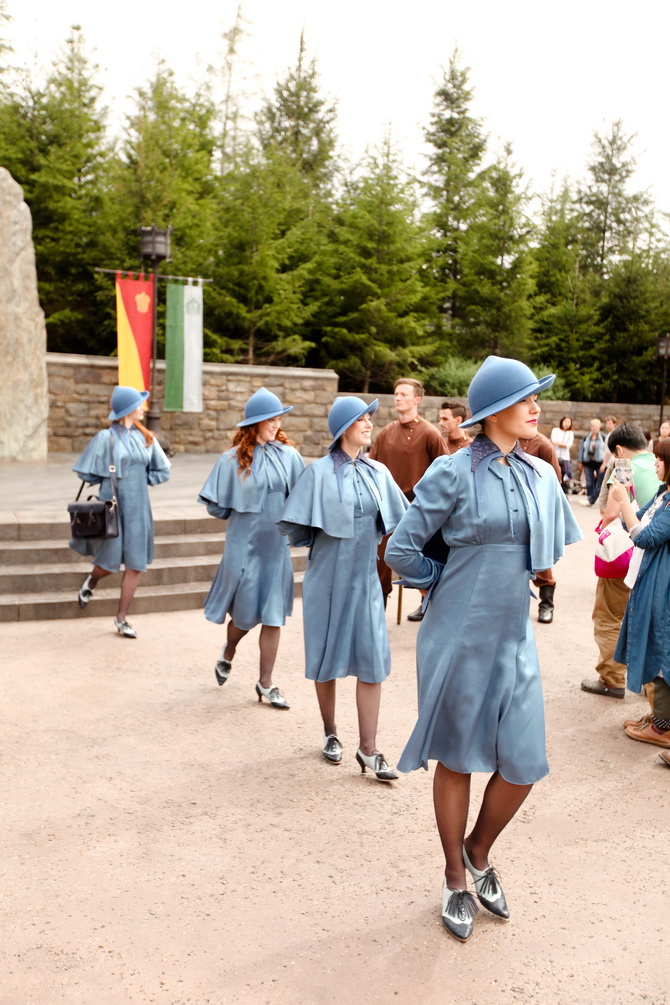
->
[[46, 354, 666, 457], [46, 354, 338, 455]]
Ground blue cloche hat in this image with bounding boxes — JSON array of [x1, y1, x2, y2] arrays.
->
[[460, 357, 555, 429], [237, 387, 293, 427], [108, 385, 150, 421], [327, 396, 379, 450]]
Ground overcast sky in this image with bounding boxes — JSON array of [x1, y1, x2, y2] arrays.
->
[[5, 0, 670, 211]]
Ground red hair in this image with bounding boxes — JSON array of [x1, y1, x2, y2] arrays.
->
[[231, 425, 294, 478], [133, 419, 154, 447]]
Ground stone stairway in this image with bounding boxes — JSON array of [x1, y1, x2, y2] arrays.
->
[[0, 511, 307, 622]]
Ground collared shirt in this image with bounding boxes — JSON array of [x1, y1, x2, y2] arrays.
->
[[444, 431, 473, 455], [369, 415, 448, 496]]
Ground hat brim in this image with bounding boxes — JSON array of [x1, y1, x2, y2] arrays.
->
[[328, 399, 379, 450], [108, 390, 150, 421], [459, 375, 555, 429], [236, 405, 293, 427]]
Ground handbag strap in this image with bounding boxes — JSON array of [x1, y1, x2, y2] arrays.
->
[[109, 429, 119, 504]]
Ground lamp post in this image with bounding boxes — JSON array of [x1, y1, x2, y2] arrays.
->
[[657, 333, 670, 430], [139, 224, 172, 432]]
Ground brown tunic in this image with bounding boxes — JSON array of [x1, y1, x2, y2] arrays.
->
[[369, 416, 448, 498], [518, 432, 561, 482], [518, 432, 560, 587], [369, 416, 447, 596], [444, 431, 473, 455]]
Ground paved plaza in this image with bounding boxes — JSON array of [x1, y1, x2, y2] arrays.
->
[[1, 457, 668, 1004]]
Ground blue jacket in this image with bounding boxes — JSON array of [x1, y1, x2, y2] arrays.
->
[[615, 487, 670, 691], [578, 432, 606, 464]]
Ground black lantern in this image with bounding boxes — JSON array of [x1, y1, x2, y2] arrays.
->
[[139, 224, 172, 263]]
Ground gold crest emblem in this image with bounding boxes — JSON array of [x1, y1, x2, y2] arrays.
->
[[135, 292, 151, 314]]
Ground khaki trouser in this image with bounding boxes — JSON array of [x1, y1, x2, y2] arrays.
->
[[592, 576, 630, 689]]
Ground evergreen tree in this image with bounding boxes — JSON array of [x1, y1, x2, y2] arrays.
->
[[530, 183, 604, 398], [205, 143, 319, 365], [256, 30, 337, 186], [455, 145, 535, 359], [212, 5, 251, 174], [594, 257, 661, 402], [423, 51, 486, 333], [576, 121, 652, 276], [0, 27, 114, 353], [317, 138, 431, 391]]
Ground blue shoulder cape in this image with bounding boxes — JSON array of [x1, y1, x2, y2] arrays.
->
[[276, 452, 408, 546], [198, 441, 304, 519], [72, 426, 171, 486], [386, 445, 582, 590]]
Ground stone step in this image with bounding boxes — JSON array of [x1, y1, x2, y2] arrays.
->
[[0, 548, 308, 594], [0, 531, 228, 565], [0, 572, 305, 622], [0, 508, 219, 541]]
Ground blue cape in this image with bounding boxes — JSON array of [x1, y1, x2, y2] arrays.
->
[[277, 452, 408, 546], [198, 442, 304, 519]]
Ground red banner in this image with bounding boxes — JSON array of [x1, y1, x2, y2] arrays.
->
[[115, 273, 154, 391]]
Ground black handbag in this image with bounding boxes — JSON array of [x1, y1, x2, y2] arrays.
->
[[68, 431, 120, 540]]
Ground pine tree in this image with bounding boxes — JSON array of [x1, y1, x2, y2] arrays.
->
[[530, 183, 604, 398], [317, 138, 431, 391], [0, 27, 114, 353], [256, 30, 337, 186], [423, 51, 486, 336], [205, 144, 319, 365], [594, 257, 661, 402], [576, 121, 652, 277], [455, 145, 535, 360]]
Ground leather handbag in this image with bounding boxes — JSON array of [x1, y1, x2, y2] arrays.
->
[[68, 431, 120, 540], [594, 519, 633, 579]]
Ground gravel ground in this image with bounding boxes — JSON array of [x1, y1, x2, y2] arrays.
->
[[2, 499, 669, 1005]]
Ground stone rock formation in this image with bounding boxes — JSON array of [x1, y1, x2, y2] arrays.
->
[[0, 167, 48, 460]]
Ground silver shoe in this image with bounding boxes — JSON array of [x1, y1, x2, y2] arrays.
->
[[114, 617, 137, 639], [78, 574, 94, 609], [215, 653, 232, 685], [462, 845, 509, 919], [255, 681, 290, 709], [441, 880, 478, 941], [355, 748, 398, 781], [323, 734, 343, 763]]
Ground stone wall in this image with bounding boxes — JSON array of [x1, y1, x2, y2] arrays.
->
[[46, 354, 339, 455], [46, 353, 666, 458], [0, 169, 48, 460]]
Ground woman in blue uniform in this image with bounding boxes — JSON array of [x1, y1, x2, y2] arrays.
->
[[386, 358, 582, 941], [198, 388, 304, 709], [71, 385, 171, 638], [278, 397, 407, 779], [612, 437, 670, 755]]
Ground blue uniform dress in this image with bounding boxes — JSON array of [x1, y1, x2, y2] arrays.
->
[[69, 423, 171, 572], [277, 449, 408, 683], [198, 442, 304, 630], [386, 435, 582, 785], [615, 487, 670, 693]]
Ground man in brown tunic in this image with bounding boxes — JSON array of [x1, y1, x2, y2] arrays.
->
[[518, 430, 562, 624], [369, 378, 447, 619], [439, 399, 473, 454]]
